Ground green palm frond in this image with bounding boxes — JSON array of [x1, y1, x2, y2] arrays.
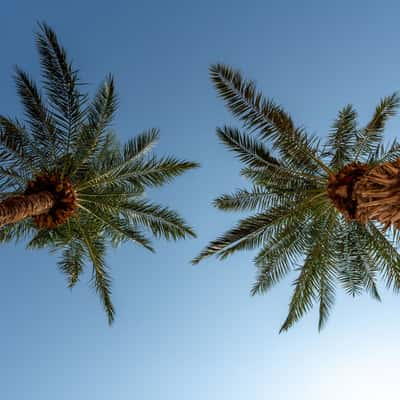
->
[[216, 126, 280, 168], [71, 75, 117, 172], [118, 200, 196, 240], [77, 133, 198, 191], [251, 211, 312, 295], [368, 139, 400, 165], [210, 64, 332, 175], [0, 116, 36, 171], [76, 220, 115, 324], [0, 166, 25, 192], [328, 105, 357, 169], [354, 92, 400, 161], [14, 67, 58, 165], [77, 202, 155, 251], [125, 157, 199, 188], [337, 222, 381, 300], [36, 22, 85, 150], [279, 211, 338, 332], [240, 168, 322, 198], [214, 187, 275, 212], [57, 239, 85, 288], [27, 228, 57, 248], [0, 218, 35, 243], [122, 128, 159, 160], [193, 192, 326, 264], [365, 224, 400, 291]]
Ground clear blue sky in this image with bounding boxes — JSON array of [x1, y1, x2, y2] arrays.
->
[[2, 1, 400, 399]]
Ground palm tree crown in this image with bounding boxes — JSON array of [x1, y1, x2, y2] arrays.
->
[[0, 23, 198, 323], [193, 64, 400, 331]]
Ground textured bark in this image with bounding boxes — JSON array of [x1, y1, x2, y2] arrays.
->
[[354, 159, 400, 229], [327, 159, 400, 230], [327, 163, 370, 220], [0, 192, 55, 227], [25, 174, 77, 229]]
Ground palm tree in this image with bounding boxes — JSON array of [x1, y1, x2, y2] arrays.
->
[[0, 23, 198, 324], [193, 64, 400, 331]]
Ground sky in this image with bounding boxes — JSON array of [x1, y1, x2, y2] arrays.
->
[[2, 0, 400, 399]]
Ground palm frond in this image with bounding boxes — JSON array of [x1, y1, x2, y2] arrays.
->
[[210, 64, 332, 175], [71, 75, 117, 172], [217, 125, 280, 168], [120, 200, 196, 240], [354, 92, 400, 161], [0, 116, 36, 171], [36, 22, 85, 151], [251, 211, 312, 295], [327, 105, 357, 169], [0, 218, 35, 243], [76, 221, 114, 324], [337, 222, 381, 300], [368, 139, 400, 165], [14, 67, 58, 164], [192, 192, 326, 264], [240, 167, 322, 193], [214, 186, 274, 212], [279, 212, 338, 332], [317, 268, 336, 331], [78, 155, 198, 191], [365, 223, 400, 291], [123, 128, 159, 161], [57, 240, 85, 287], [77, 202, 154, 251], [0, 166, 26, 191]]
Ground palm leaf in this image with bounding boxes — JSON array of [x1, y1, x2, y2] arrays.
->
[[280, 212, 338, 332], [328, 105, 357, 169], [192, 193, 326, 264], [210, 64, 332, 175], [14, 67, 58, 164], [36, 22, 85, 150], [354, 93, 400, 161]]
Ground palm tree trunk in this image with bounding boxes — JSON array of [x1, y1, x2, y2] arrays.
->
[[0, 192, 55, 227], [354, 158, 400, 229]]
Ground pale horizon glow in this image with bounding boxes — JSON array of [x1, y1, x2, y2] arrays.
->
[[313, 354, 397, 399]]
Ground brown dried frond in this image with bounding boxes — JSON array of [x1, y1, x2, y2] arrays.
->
[[354, 159, 400, 229], [327, 162, 370, 220], [25, 173, 77, 229]]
